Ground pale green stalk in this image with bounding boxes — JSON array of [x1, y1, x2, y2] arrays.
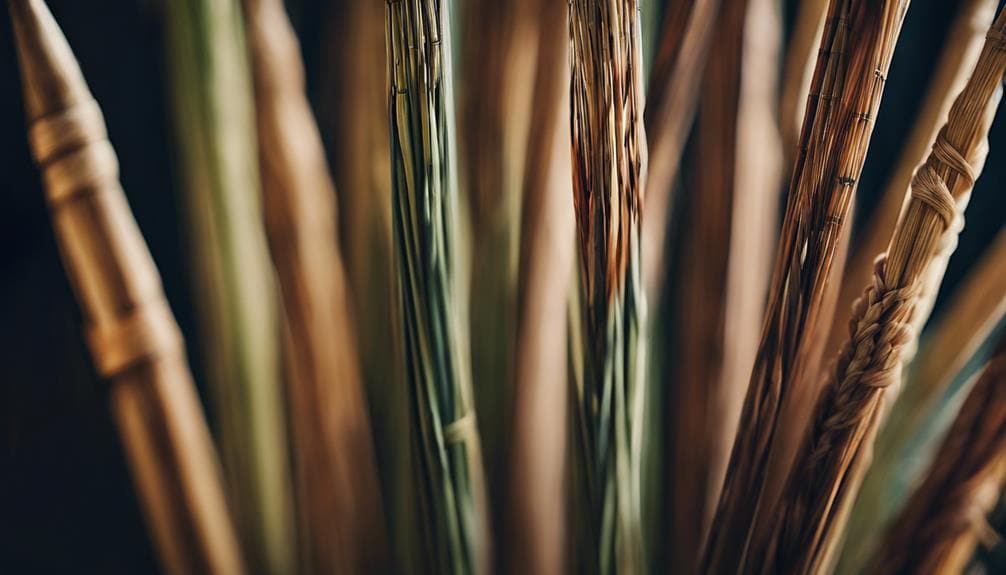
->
[[163, 1, 293, 572]]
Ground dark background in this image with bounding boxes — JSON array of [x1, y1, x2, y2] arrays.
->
[[0, 0, 1002, 572]]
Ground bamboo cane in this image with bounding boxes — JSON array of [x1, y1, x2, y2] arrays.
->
[[8, 1, 243, 572]]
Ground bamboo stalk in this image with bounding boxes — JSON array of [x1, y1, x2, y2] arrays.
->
[[8, 1, 243, 572], [385, 1, 490, 572], [838, 224, 1006, 574], [754, 9, 1006, 574], [866, 338, 1006, 575], [506, 0, 573, 572], [568, 1, 648, 571], [242, 0, 388, 571], [642, 0, 720, 302], [161, 0, 293, 572], [825, 0, 996, 371], [699, 2, 911, 572]]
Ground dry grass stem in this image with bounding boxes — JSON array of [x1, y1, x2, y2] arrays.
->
[[386, 1, 491, 571], [825, 0, 997, 371], [506, 0, 574, 572], [839, 225, 1006, 574], [754, 8, 1006, 574], [779, 0, 828, 166], [699, 2, 910, 572], [866, 338, 1006, 574], [243, 0, 388, 571], [9, 0, 243, 572], [568, 0, 648, 571], [642, 0, 719, 302]]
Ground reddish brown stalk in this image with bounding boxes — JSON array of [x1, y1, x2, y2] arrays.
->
[[9, 1, 243, 572], [699, 1, 910, 572], [755, 8, 1006, 574], [242, 0, 388, 571], [642, 0, 720, 302], [779, 0, 829, 167], [867, 338, 1006, 575], [506, 0, 573, 573]]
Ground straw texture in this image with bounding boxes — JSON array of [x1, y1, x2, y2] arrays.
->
[[568, 1, 648, 571], [243, 0, 388, 571], [8, 1, 243, 572], [866, 338, 1006, 575], [753, 9, 1006, 574], [699, 2, 910, 572], [386, 1, 490, 572]]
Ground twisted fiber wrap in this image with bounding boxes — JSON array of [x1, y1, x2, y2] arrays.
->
[[868, 343, 1006, 574], [754, 15, 1006, 574]]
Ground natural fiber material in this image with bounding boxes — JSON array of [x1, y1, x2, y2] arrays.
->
[[642, 0, 719, 302], [8, 1, 243, 572], [839, 224, 1006, 575], [779, 0, 828, 166], [568, 1, 648, 571], [386, 1, 490, 572], [866, 339, 1006, 575], [506, 0, 573, 572], [243, 0, 387, 571], [699, 2, 910, 572], [754, 9, 1006, 574], [826, 0, 996, 376], [666, 0, 779, 569]]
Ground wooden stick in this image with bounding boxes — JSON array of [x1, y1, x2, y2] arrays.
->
[[243, 0, 388, 571], [8, 1, 243, 572]]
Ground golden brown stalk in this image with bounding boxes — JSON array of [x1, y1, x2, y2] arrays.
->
[[754, 9, 1006, 574], [642, 0, 720, 301], [699, 1, 911, 572], [839, 225, 1006, 574], [506, 0, 573, 572], [8, 1, 243, 573], [866, 339, 1006, 575], [242, 0, 387, 571], [779, 0, 828, 165], [667, 0, 780, 569], [568, 0, 648, 571], [825, 0, 996, 369]]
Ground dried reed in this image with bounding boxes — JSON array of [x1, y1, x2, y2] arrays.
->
[[866, 337, 1006, 575], [779, 0, 828, 165], [665, 0, 780, 569], [699, 2, 910, 572], [9, 0, 243, 572], [839, 225, 1006, 574], [386, 0, 490, 572], [568, 0, 648, 571], [753, 8, 1006, 574], [825, 0, 997, 371], [506, 0, 573, 572], [642, 0, 720, 301], [242, 0, 387, 571]]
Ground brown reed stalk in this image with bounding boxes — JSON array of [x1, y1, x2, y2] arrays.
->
[[242, 0, 388, 571], [568, 1, 648, 571], [839, 224, 1006, 574], [642, 0, 719, 301], [506, 0, 573, 572], [866, 337, 1006, 575], [752, 9, 1006, 574], [698, 1, 911, 572], [8, 1, 243, 572], [779, 0, 828, 165], [666, 0, 780, 569], [825, 0, 996, 369]]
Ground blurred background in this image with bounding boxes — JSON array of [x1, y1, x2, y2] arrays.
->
[[1, 0, 1004, 572]]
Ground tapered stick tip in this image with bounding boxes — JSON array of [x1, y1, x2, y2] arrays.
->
[[8, 0, 91, 122]]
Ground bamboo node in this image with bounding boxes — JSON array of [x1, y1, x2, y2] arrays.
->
[[87, 298, 184, 378], [443, 410, 477, 445]]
